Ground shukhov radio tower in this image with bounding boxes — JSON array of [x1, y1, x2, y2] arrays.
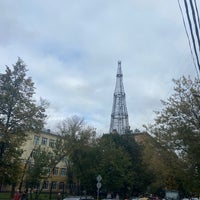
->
[[109, 61, 130, 134]]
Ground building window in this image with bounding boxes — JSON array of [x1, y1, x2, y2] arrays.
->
[[60, 168, 67, 176], [34, 182, 40, 190], [41, 137, 48, 145], [34, 135, 40, 145], [53, 167, 59, 175], [59, 182, 64, 190], [43, 181, 49, 190], [51, 181, 57, 190], [49, 139, 55, 147]]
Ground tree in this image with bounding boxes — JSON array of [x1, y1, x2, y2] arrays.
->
[[98, 134, 152, 197], [136, 133, 186, 196], [0, 58, 48, 192], [25, 147, 51, 188], [147, 76, 200, 194], [57, 116, 97, 195], [97, 135, 133, 197]]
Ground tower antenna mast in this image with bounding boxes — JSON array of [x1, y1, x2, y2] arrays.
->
[[109, 61, 130, 134]]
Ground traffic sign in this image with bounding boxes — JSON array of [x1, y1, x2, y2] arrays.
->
[[97, 182, 102, 189], [96, 175, 102, 182]]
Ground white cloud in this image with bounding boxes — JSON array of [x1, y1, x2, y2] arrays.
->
[[0, 0, 198, 135]]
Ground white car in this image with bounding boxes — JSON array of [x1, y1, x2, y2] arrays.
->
[[63, 197, 81, 200], [63, 196, 94, 200]]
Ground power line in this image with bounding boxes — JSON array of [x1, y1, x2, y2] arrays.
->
[[177, 0, 200, 78]]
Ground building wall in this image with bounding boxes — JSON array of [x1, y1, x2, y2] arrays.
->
[[20, 130, 68, 192]]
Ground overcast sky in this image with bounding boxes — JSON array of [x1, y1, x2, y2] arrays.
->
[[0, 0, 198, 135]]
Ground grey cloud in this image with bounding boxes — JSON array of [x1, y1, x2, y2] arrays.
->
[[0, 0, 198, 134]]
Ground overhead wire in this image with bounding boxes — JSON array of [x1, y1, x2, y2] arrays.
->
[[194, 0, 200, 29], [177, 0, 200, 78], [189, 0, 200, 52], [184, 0, 200, 69]]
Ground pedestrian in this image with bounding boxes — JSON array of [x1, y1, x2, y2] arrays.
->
[[107, 193, 112, 199], [57, 192, 62, 200], [21, 190, 27, 200], [13, 189, 21, 200]]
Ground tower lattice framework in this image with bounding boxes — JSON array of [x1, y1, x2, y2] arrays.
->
[[109, 61, 130, 134]]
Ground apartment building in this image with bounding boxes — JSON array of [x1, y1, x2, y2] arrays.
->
[[21, 129, 68, 193]]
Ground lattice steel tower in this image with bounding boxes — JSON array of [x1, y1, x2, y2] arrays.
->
[[109, 61, 130, 134]]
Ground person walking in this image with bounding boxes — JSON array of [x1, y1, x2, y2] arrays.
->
[[21, 190, 28, 200], [57, 192, 62, 200], [13, 189, 21, 200]]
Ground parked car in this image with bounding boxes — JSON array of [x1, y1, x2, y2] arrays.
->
[[191, 198, 199, 200], [63, 196, 94, 200], [130, 197, 139, 200], [182, 198, 189, 200], [139, 197, 149, 200], [63, 197, 81, 200], [101, 199, 116, 200]]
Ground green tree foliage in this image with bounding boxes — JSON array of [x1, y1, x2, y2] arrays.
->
[[98, 134, 152, 197], [57, 116, 97, 194], [25, 147, 51, 188], [22, 137, 68, 200], [57, 116, 155, 197], [97, 134, 133, 196], [137, 133, 186, 195], [0, 58, 48, 187], [58, 119, 133, 197], [57, 116, 190, 197], [147, 76, 200, 194]]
